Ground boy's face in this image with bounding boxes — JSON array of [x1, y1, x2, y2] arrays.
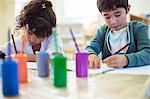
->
[[101, 7, 129, 31]]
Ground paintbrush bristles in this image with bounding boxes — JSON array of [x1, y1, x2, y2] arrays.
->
[[21, 30, 26, 53], [69, 28, 80, 52]]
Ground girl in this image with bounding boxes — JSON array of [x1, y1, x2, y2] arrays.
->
[[0, 0, 63, 61]]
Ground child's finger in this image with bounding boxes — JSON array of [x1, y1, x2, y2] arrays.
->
[[94, 60, 100, 68], [89, 60, 94, 68]]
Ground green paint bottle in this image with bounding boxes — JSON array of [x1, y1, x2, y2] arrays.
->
[[50, 27, 67, 87], [51, 53, 67, 87]]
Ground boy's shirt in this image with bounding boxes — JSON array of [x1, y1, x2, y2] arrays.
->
[[106, 26, 130, 54], [86, 21, 150, 67]]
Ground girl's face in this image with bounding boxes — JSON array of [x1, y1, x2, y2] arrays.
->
[[26, 28, 44, 46], [101, 7, 130, 31]]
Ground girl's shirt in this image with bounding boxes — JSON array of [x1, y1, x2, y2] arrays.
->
[[0, 33, 63, 55]]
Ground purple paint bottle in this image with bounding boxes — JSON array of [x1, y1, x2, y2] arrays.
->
[[76, 52, 88, 77]]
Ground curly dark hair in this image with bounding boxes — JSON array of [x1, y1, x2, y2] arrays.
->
[[97, 0, 129, 12], [18, 0, 56, 38]]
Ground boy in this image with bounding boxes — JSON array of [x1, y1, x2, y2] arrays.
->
[[86, 0, 150, 68]]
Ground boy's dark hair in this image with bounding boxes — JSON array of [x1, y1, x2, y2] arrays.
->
[[97, 0, 129, 12], [18, 0, 56, 38]]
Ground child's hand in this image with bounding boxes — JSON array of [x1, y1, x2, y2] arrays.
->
[[103, 54, 128, 68], [88, 54, 101, 68]]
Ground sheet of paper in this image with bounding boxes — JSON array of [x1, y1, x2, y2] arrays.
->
[[27, 61, 150, 75], [67, 60, 150, 75], [27, 62, 37, 70], [67, 60, 115, 74], [107, 65, 150, 75]]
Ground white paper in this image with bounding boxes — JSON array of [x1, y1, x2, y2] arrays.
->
[[107, 65, 150, 75], [27, 62, 37, 70], [67, 60, 150, 75], [27, 61, 150, 75], [67, 60, 115, 74]]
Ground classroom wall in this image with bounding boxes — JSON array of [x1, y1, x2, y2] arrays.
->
[[0, 0, 149, 46], [129, 0, 150, 16], [0, 0, 15, 45]]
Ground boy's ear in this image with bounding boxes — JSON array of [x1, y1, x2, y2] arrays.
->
[[126, 5, 131, 14]]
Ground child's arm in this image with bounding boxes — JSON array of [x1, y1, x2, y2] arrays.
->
[[86, 25, 107, 68], [86, 25, 106, 55], [125, 22, 150, 67], [27, 54, 36, 62]]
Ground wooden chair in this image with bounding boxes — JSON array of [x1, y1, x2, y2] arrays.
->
[[130, 14, 150, 25]]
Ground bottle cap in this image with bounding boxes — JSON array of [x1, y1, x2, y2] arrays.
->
[[0, 51, 6, 59]]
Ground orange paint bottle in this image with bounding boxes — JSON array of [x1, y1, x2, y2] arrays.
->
[[12, 30, 28, 83], [13, 53, 28, 83]]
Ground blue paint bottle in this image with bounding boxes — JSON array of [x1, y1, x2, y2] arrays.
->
[[37, 52, 49, 77], [2, 29, 19, 96], [2, 59, 19, 96]]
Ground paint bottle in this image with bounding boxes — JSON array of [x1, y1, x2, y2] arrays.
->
[[50, 27, 67, 87], [37, 52, 49, 77], [51, 53, 67, 87], [2, 58, 19, 96], [12, 29, 28, 83], [76, 52, 88, 77], [13, 53, 28, 83], [2, 28, 19, 96]]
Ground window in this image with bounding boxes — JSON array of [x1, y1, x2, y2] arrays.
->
[[15, 0, 27, 17], [64, 0, 98, 24]]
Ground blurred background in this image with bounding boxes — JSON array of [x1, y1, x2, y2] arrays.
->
[[0, 0, 150, 59]]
